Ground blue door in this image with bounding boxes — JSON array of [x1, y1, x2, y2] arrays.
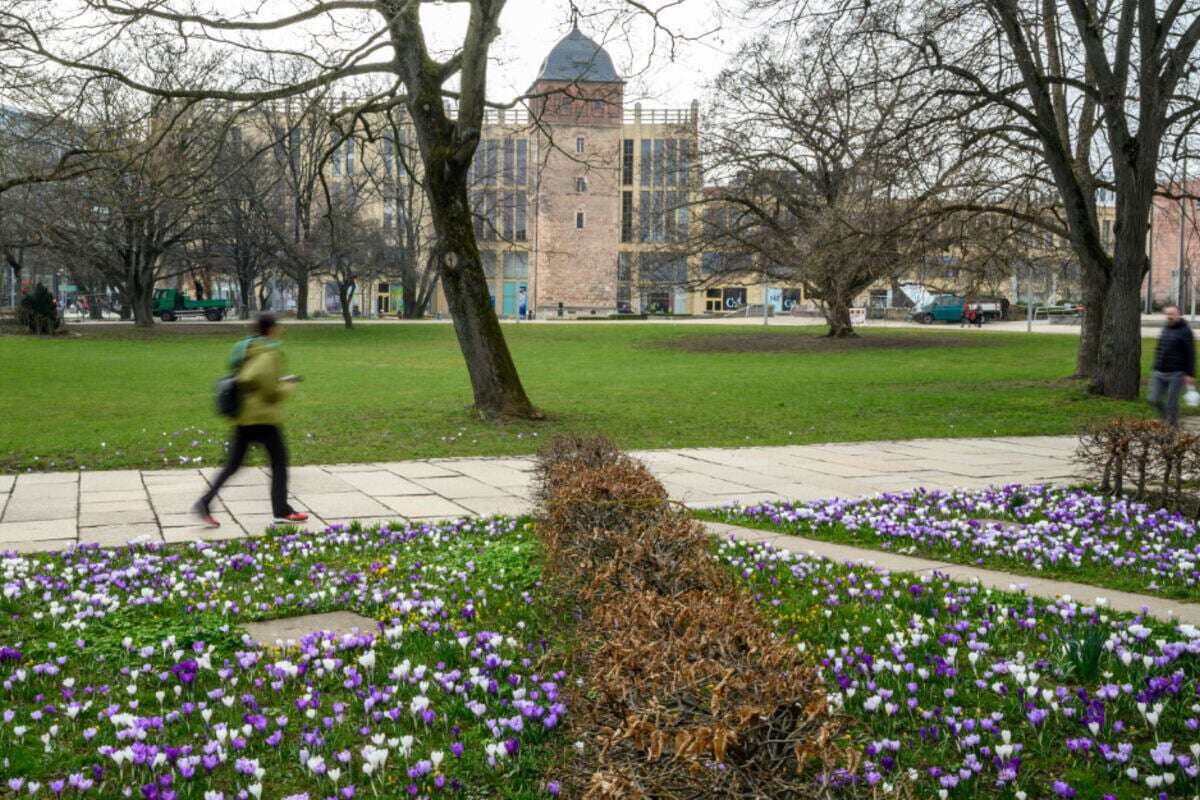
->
[[502, 283, 517, 316], [502, 282, 526, 317]]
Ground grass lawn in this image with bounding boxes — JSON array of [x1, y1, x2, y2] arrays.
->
[[0, 322, 1158, 472], [699, 484, 1200, 601], [0, 517, 564, 799], [720, 536, 1200, 799]]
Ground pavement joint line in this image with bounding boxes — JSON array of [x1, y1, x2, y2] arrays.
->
[[704, 521, 1200, 625], [140, 468, 163, 544], [74, 469, 82, 546]]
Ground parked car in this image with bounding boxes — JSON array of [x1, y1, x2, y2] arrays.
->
[[152, 288, 230, 321]]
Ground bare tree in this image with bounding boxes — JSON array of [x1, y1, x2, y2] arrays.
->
[[361, 108, 439, 319], [785, 0, 1200, 398], [36, 72, 225, 326], [690, 32, 967, 336], [207, 126, 279, 320]]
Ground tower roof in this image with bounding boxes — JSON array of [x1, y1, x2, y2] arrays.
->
[[535, 25, 622, 84]]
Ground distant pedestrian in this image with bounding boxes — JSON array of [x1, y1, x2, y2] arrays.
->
[[193, 313, 308, 526], [960, 304, 972, 328], [1148, 305, 1196, 428], [974, 304, 984, 328]]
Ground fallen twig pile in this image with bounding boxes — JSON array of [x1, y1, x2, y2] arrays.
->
[[536, 435, 839, 798]]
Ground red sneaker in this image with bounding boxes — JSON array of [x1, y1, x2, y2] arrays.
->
[[275, 512, 309, 523], [192, 502, 220, 528]]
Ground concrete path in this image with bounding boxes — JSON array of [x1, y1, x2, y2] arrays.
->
[[0, 435, 1080, 553], [706, 521, 1200, 625]]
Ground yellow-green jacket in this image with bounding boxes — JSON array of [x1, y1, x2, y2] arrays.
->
[[234, 339, 294, 427]]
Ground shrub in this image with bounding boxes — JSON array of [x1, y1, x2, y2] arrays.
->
[[17, 283, 61, 334], [1076, 417, 1200, 509], [534, 435, 837, 797]]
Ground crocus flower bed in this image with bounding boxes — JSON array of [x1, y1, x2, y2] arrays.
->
[[720, 535, 1200, 799], [0, 518, 564, 799], [705, 484, 1200, 600]]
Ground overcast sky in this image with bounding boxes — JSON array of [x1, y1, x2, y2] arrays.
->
[[464, 0, 748, 107]]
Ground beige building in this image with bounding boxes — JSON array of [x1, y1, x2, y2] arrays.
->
[[299, 26, 787, 320]]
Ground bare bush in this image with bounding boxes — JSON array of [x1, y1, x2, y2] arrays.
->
[[534, 435, 839, 798]]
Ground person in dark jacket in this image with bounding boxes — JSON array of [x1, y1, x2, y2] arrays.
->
[[1149, 305, 1196, 427]]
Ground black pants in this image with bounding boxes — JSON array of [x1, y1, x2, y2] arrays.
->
[[200, 425, 291, 517]]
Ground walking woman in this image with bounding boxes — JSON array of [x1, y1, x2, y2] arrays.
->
[[194, 313, 308, 526]]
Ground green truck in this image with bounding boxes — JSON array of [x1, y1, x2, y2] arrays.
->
[[152, 288, 231, 322], [911, 294, 966, 324], [911, 294, 1007, 324]]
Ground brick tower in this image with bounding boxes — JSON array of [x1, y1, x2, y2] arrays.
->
[[528, 23, 624, 317]]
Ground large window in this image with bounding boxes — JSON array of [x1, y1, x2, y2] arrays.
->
[[617, 252, 632, 312], [503, 251, 529, 279]]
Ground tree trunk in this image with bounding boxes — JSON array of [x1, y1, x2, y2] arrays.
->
[[1092, 187, 1151, 399], [432, 189, 536, 418], [822, 297, 856, 338], [402, 267, 419, 318], [295, 278, 309, 320], [1074, 266, 1107, 379], [339, 282, 353, 329], [130, 284, 155, 327], [237, 276, 254, 320]]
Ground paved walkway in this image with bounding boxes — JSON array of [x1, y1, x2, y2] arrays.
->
[[706, 521, 1200, 625], [0, 435, 1080, 552]]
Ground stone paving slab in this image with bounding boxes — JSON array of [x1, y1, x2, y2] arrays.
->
[[244, 611, 379, 646], [705, 521, 1200, 625], [0, 436, 1086, 552]]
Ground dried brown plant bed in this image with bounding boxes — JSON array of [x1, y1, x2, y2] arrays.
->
[[535, 435, 840, 798]]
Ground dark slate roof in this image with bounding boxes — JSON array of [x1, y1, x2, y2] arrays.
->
[[535, 26, 622, 83]]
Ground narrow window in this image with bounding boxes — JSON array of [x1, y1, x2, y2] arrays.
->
[[576, 211, 585, 229], [653, 139, 665, 186], [331, 139, 342, 176], [576, 176, 587, 193], [639, 191, 650, 242], [485, 191, 497, 240], [640, 140, 651, 185], [665, 139, 677, 186], [345, 139, 354, 176], [575, 136, 585, 154], [622, 140, 634, 185], [503, 138, 514, 184], [621, 191, 633, 243], [486, 139, 498, 185], [516, 140, 528, 184], [515, 191, 527, 241], [652, 191, 664, 241], [503, 191, 514, 240], [677, 139, 689, 187], [383, 136, 393, 178]]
